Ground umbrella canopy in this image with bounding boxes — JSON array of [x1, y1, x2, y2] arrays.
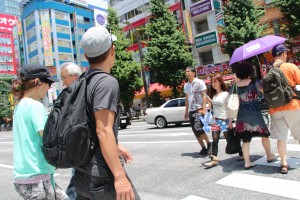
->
[[229, 35, 286, 65]]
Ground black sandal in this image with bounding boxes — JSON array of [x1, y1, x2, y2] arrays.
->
[[280, 165, 289, 174]]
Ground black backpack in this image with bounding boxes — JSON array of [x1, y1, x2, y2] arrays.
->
[[42, 70, 103, 168], [262, 63, 295, 108]]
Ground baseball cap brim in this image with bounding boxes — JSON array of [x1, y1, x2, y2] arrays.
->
[[112, 34, 117, 42], [46, 76, 60, 82]]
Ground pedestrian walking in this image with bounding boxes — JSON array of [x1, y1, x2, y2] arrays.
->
[[11, 64, 69, 200], [60, 62, 82, 200], [204, 75, 243, 168], [60, 62, 82, 87], [184, 66, 212, 156], [266, 44, 300, 174], [75, 26, 139, 199], [229, 62, 276, 170]]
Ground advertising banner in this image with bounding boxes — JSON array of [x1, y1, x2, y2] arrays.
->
[[195, 31, 218, 49], [40, 10, 53, 66], [196, 62, 232, 79], [190, 0, 212, 18], [184, 10, 194, 44]]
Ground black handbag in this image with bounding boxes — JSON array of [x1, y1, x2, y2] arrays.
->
[[224, 128, 241, 154]]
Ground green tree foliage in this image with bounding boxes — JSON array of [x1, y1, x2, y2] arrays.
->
[[0, 92, 13, 123], [149, 90, 164, 107], [222, 0, 267, 57], [106, 7, 143, 111], [274, 0, 300, 39], [145, 0, 193, 97]]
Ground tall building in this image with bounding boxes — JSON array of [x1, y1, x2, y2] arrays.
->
[[0, 0, 21, 18], [19, 0, 108, 106], [19, 0, 108, 82], [0, 14, 20, 75], [0, 0, 22, 76]]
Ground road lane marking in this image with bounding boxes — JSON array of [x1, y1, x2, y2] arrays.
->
[[216, 173, 300, 200], [121, 140, 198, 144], [120, 128, 191, 133], [0, 164, 13, 169], [0, 142, 13, 144], [181, 195, 209, 200], [119, 132, 192, 137], [287, 144, 300, 152]]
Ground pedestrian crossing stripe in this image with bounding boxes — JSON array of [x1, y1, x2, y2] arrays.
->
[[181, 195, 209, 200], [216, 173, 300, 200]]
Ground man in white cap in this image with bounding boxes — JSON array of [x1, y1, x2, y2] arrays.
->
[[267, 44, 300, 174], [74, 26, 139, 200]]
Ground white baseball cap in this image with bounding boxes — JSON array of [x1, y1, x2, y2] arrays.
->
[[80, 26, 117, 58]]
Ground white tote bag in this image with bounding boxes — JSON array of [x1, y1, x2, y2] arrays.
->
[[227, 84, 239, 119]]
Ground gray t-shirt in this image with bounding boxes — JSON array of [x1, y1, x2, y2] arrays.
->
[[78, 69, 121, 177]]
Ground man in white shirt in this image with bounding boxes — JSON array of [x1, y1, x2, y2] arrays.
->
[[184, 66, 211, 156]]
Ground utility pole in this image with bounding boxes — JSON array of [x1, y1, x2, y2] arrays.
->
[[123, 20, 150, 108]]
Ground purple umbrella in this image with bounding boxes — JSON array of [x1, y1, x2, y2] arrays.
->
[[229, 35, 286, 65]]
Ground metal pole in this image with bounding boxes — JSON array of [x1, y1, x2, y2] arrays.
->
[[137, 36, 150, 108], [124, 21, 150, 108]]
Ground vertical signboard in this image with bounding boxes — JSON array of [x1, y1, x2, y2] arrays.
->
[[40, 10, 53, 66], [73, 12, 81, 66], [184, 10, 194, 44]]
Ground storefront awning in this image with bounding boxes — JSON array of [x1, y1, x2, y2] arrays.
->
[[135, 83, 172, 99]]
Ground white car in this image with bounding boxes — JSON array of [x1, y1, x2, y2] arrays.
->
[[144, 98, 189, 128]]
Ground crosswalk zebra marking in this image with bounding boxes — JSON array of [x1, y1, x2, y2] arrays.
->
[[216, 173, 300, 200], [181, 195, 209, 200]]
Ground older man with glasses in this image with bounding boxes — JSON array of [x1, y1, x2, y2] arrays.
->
[[60, 62, 82, 87]]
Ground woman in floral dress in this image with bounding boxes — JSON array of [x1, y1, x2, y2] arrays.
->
[[229, 62, 276, 169]]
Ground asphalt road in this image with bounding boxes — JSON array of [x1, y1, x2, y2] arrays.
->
[[1, 121, 300, 200]]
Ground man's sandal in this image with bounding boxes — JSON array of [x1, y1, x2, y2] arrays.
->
[[280, 165, 289, 174]]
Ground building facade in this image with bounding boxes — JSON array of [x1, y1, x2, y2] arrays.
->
[[19, 0, 108, 88], [19, 0, 108, 106], [0, 0, 21, 18], [0, 13, 20, 75]]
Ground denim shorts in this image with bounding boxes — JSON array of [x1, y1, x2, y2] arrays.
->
[[211, 118, 229, 132]]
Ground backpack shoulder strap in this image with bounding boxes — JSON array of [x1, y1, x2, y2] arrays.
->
[[273, 62, 298, 99]]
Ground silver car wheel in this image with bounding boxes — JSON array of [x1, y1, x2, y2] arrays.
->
[[156, 116, 167, 128]]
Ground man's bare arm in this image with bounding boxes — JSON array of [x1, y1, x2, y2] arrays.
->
[[94, 109, 134, 200]]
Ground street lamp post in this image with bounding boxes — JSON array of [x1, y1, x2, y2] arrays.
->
[[123, 20, 150, 108]]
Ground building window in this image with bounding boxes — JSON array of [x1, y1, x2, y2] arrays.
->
[[55, 10, 69, 20], [28, 41, 37, 53], [199, 51, 213, 65], [57, 39, 71, 48], [173, 10, 182, 25], [25, 13, 35, 27], [59, 53, 73, 61], [29, 55, 39, 64], [26, 27, 36, 40], [56, 25, 70, 34], [195, 20, 209, 34]]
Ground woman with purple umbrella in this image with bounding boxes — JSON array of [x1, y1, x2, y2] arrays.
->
[[228, 62, 276, 170]]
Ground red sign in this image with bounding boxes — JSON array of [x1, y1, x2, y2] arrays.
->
[[0, 14, 17, 32]]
